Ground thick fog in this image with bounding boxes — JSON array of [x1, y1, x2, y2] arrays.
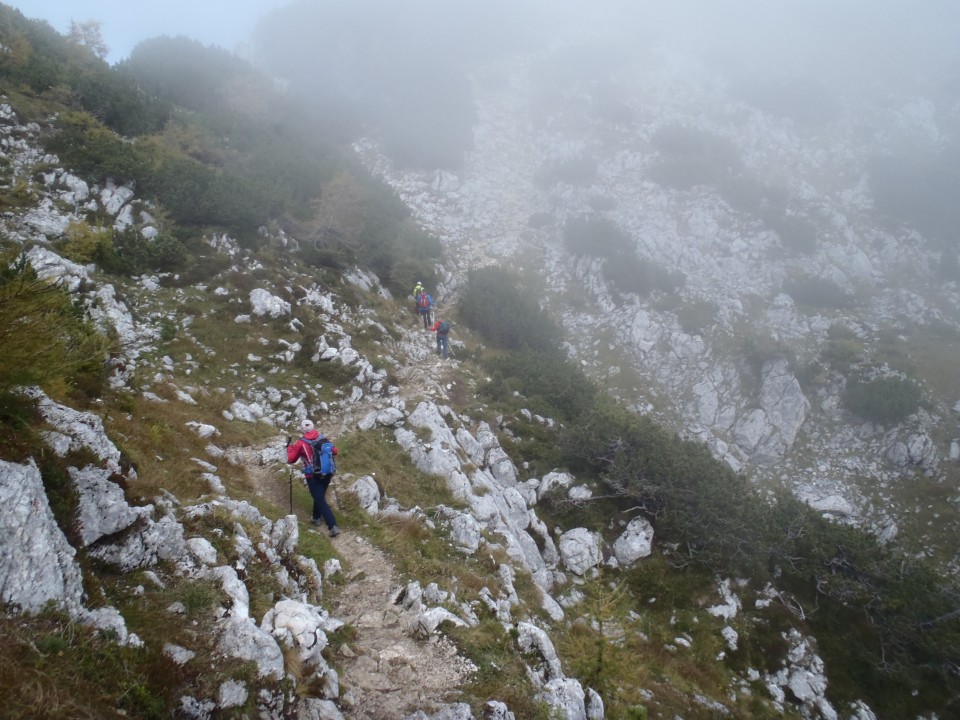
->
[[247, 0, 960, 152]]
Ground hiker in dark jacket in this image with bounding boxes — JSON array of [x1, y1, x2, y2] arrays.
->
[[286, 419, 340, 537], [417, 290, 434, 329], [430, 318, 450, 359]]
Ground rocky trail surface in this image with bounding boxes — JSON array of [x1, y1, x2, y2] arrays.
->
[[241, 316, 478, 718], [327, 531, 475, 719]]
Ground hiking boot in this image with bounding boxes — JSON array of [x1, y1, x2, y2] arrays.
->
[[310, 518, 322, 526], [329, 526, 341, 538]]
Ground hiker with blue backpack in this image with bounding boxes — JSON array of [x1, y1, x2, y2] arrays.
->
[[286, 419, 340, 537], [430, 318, 451, 359], [416, 287, 434, 329]]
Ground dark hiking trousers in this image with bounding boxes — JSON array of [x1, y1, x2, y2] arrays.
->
[[307, 473, 336, 529]]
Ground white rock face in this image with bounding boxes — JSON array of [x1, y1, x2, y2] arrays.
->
[[26, 387, 122, 473], [25, 245, 92, 292], [185, 537, 219, 566], [217, 614, 285, 680], [517, 622, 563, 682], [558, 528, 603, 576], [611, 517, 654, 567], [261, 599, 330, 668], [217, 680, 248, 709], [350, 476, 381, 514], [249, 288, 291, 318], [70, 465, 151, 547], [766, 629, 839, 720], [449, 512, 481, 554], [538, 471, 575, 501], [88, 514, 188, 571], [0, 459, 85, 615]]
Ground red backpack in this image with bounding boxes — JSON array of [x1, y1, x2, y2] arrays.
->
[[418, 293, 431, 308]]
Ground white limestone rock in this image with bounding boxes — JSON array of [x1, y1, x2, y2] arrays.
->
[[164, 643, 196, 665], [450, 512, 482, 554], [218, 680, 248, 709], [185, 537, 219, 567], [217, 614, 285, 680], [558, 528, 603, 576], [349, 476, 381, 515], [70, 465, 151, 547], [540, 678, 588, 720], [413, 606, 467, 637], [765, 629, 838, 720], [611, 516, 654, 567], [0, 459, 84, 615], [88, 514, 188, 571], [537, 471, 575, 501], [261, 599, 330, 668], [24, 245, 91, 293], [376, 407, 405, 427], [270, 515, 299, 557], [516, 622, 563, 683], [25, 387, 122, 473], [249, 288, 291, 318]]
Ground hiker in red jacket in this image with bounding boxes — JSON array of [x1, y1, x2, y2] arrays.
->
[[286, 419, 340, 537]]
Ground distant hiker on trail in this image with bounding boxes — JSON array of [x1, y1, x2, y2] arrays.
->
[[417, 288, 434, 329], [413, 281, 425, 314], [286, 419, 340, 537], [430, 318, 451, 359]]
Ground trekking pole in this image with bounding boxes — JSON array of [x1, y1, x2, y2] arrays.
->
[[285, 435, 293, 515]]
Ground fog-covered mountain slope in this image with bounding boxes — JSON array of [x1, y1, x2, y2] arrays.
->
[[355, 41, 960, 571], [2, 3, 959, 719]]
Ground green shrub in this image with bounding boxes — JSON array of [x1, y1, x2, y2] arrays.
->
[[767, 212, 819, 255], [675, 299, 717, 335], [0, 249, 111, 394], [562, 216, 683, 297], [483, 352, 597, 423], [845, 375, 921, 425], [459, 266, 564, 354], [648, 124, 742, 190], [44, 111, 148, 184], [535, 157, 598, 188], [782, 274, 853, 309], [822, 324, 863, 373], [94, 227, 187, 276]]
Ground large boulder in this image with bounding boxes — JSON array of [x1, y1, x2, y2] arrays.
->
[[558, 528, 602, 576], [611, 517, 654, 567]]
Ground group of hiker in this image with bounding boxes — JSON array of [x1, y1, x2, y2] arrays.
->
[[413, 280, 450, 360], [286, 281, 453, 534]]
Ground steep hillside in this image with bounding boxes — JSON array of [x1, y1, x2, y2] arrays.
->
[[1, 6, 959, 720]]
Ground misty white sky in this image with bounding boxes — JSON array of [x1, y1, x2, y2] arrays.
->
[[16, 0, 289, 62]]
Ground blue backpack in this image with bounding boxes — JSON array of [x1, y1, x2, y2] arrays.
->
[[302, 437, 336, 477]]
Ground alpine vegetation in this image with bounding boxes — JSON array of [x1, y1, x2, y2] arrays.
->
[[1, 3, 959, 720]]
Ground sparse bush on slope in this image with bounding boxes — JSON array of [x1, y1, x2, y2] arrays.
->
[[562, 215, 684, 298], [458, 266, 564, 354], [845, 374, 922, 425], [0, 248, 111, 395]]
